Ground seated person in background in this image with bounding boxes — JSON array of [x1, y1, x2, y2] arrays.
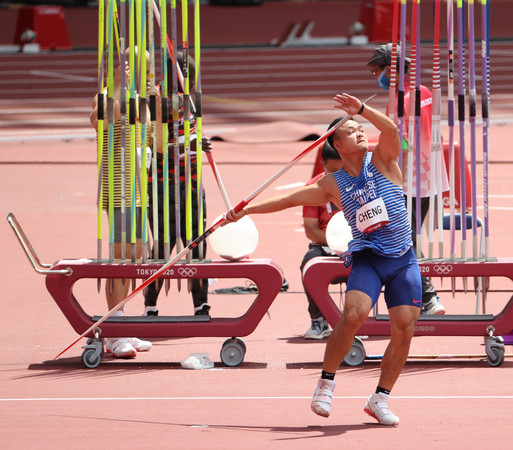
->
[[301, 139, 344, 339]]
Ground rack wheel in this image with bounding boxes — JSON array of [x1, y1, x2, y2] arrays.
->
[[220, 338, 246, 367], [86, 337, 104, 357], [343, 337, 366, 366], [81, 347, 102, 369], [486, 344, 505, 367]]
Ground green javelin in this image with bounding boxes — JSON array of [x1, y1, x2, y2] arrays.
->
[[137, 0, 149, 262], [128, 0, 137, 262], [118, 0, 127, 260], [148, 0, 158, 260], [161, 0, 170, 265], [181, 0, 193, 265], [170, 0, 181, 292], [96, 0, 106, 293], [107, 0, 115, 262], [96, 0, 105, 267], [112, 0, 121, 63], [194, 0, 204, 260], [170, 0, 182, 268]]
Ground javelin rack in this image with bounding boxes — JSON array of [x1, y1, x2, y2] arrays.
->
[[8, 213, 284, 369]]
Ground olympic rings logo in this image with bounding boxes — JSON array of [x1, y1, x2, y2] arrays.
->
[[178, 267, 198, 277], [433, 264, 453, 275]]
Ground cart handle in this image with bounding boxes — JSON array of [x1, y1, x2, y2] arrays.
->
[[7, 213, 72, 276]]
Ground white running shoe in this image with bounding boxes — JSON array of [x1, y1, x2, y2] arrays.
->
[[311, 378, 336, 417], [304, 319, 331, 340], [105, 338, 137, 358], [127, 337, 152, 352], [363, 392, 400, 425], [421, 297, 446, 315]]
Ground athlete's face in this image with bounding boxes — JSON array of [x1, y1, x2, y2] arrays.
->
[[332, 120, 368, 155]]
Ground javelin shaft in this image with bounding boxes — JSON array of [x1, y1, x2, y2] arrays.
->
[[128, 0, 138, 262], [152, 0, 194, 112], [119, 0, 128, 260], [388, 0, 399, 122], [160, 0, 171, 263], [181, 0, 193, 264], [468, 0, 478, 259], [148, 0, 159, 259], [107, 0, 116, 262], [170, 0, 182, 266], [162, 0, 173, 293], [414, 0, 422, 258], [447, 0, 456, 260], [434, 0, 443, 258], [481, 0, 490, 260], [406, 0, 417, 240], [138, 0, 149, 262], [53, 96, 375, 360], [397, 0, 407, 170], [457, 0, 467, 261], [194, 0, 205, 259], [96, 0, 105, 270], [429, 0, 443, 259], [232, 95, 376, 213], [205, 150, 232, 209], [53, 212, 225, 361]]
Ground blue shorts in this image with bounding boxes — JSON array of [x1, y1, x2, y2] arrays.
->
[[346, 247, 422, 309]]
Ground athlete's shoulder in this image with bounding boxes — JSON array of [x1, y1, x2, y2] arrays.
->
[[317, 171, 339, 194]]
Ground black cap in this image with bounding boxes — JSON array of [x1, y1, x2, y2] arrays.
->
[[367, 43, 410, 67]]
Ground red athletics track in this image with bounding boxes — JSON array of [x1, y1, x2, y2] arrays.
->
[[2, 3, 513, 450], [3, 111, 513, 450]]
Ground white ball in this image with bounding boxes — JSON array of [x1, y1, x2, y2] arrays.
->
[[21, 29, 36, 44], [208, 215, 259, 261], [326, 211, 352, 255], [349, 21, 365, 35]]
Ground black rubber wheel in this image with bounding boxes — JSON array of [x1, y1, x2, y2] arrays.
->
[[81, 347, 101, 369], [220, 339, 246, 367], [486, 345, 505, 367]]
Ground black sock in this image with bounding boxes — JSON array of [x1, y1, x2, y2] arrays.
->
[[376, 386, 390, 395], [321, 370, 336, 381]]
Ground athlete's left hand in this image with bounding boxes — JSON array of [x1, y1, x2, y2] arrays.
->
[[334, 93, 363, 116]]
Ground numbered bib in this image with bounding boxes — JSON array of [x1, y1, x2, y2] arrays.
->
[[356, 197, 389, 233]]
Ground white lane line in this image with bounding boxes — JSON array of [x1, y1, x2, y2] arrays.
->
[[30, 70, 96, 82], [275, 182, 306, 190], [478, 206, 513, 211], [1, 395, 512, 402]]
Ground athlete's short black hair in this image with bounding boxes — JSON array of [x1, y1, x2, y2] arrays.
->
[[326, 117, 344, 149], [321, 139, 341, 162]]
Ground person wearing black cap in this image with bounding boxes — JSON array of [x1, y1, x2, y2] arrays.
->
[[367, 43, 448, 316]]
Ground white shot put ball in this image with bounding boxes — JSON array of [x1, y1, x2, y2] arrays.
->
[[208, 215, 259, 261], [326, 211, 352, 255]]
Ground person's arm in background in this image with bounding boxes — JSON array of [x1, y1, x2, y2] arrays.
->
[[304, 216, 328, 246]]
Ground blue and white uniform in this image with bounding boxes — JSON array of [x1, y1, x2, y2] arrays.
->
[[333, 152, 421, 309]]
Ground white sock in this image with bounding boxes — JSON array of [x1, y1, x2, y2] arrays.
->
[[143, 306, 158, 315]]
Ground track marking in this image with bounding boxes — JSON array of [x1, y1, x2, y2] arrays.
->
[[30, 70, 96, 82], [275, 182, 305, 190], [1, 395, 513, 402]]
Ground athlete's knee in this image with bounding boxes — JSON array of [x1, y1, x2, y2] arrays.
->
[[341, 302, 369, 329], [390, 308, 418, 343]]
